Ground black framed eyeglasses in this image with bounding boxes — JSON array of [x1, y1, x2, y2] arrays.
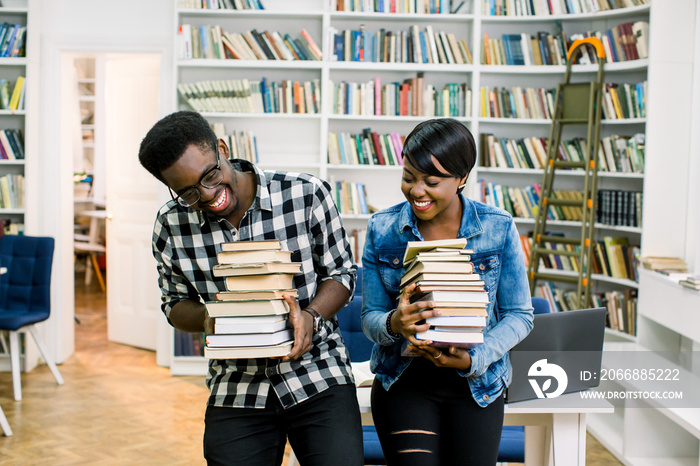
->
[[170, 149, 224, 208]]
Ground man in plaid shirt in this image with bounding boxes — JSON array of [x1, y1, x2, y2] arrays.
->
[[139, 111, 363, 466]]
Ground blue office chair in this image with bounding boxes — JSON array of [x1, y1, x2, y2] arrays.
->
[[0, 235, 64, 401], [498, 296, 552, 463]]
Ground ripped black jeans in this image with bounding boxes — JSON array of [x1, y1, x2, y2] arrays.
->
[[371, 357, 505, 466]]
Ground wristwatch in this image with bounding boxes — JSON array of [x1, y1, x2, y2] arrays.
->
[[302, 307, 324, 334]]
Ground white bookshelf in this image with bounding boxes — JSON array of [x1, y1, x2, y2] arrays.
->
[[0, 0, 39, 373], [170, 1, 650, 364]]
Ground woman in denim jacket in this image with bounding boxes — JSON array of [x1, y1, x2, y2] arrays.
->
[[361, 118, 534, 465]]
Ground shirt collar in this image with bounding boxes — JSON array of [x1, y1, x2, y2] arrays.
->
[[196, 158, 272, 227], [397, 194, 484, 240]]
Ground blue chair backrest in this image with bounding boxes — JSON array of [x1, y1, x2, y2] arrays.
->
[[531, 296, 551, 315], [336, 268, 374, 362], [0, 235, 54, 315]]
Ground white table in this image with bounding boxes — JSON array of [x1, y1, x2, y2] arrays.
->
[[356, 386, 613, 466]]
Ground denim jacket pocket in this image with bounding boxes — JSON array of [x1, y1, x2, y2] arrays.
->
[[378, 250, 405, 294]]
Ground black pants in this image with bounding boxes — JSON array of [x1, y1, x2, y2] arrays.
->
[[371, 358, 505, 466], [203, 384, 363, 466]]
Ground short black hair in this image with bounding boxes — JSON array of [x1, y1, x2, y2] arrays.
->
[[401, 118, 476, 180], [138, 111, 218, 183]]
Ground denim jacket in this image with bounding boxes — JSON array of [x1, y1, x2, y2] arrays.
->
[[361, 195, 534, 407]]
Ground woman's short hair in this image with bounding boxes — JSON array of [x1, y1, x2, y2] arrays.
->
[[401, 118, 476, 180]]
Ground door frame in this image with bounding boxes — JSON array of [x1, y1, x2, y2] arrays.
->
[[40, 34, 173, 363]]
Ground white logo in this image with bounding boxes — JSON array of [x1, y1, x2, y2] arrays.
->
[[528, 359, 568, 399]]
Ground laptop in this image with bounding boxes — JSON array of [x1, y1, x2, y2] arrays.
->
[[505, 307, 607, 403]]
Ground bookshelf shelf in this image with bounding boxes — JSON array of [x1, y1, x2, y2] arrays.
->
[[539, 267, 639, 288], [329, 12, 475, 22], [328, 114, 466, 122], [0, 160, 24, 166], [477, 167, 644, 179], [199, 112, 322, 119], [177, 59, 324, 69], [327, 62, 474, 72], [480, 4, 650, 22], [0, 110, 26, 116], [479, 59, 648, 74], [327, 164, 401, 171], [512, 217, 642, 234], [178, 9, 324, 20]]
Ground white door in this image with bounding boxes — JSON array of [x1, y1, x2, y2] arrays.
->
[[103, 54, 162, 350]]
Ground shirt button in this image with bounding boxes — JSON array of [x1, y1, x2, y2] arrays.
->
[[483, 394, 489, 401], [393, 258, 400, 265], [479, 263, 486, 271]]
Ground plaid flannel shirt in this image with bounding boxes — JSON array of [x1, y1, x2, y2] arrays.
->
[[151, 159, 357, 409]]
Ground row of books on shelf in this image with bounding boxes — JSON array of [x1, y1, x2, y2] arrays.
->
[[178, 24, 322, 61], [174, 329, 204, 356], [597, 189, 642, 228], [479, 133, 645, 173], [332, 77, 471, 117], [478, 181, 642, 228], [521, 233, 640, 281], [480, 81, 645, 120], [0, 174, 23, 209], [0, 128, 24, 160], [328, 25, 472, 65], [0, 22, 26, 58], [534, 281, 637, 335], [481, 21, 648, 67], [0, 77, 25, 111], [205, 239, 300, 359], [210, 123, 259, 163], [333, 0, 468, 13], [328, 130, 405, 166], [482, 0, 648, 16], [0, 219, 22, 236], [178, 0, 265, 9], [348, 228, 367, 264], [331, 179, 374, 215], [178, 78, 321, 114]]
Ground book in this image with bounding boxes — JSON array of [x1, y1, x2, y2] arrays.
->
[[205, 297, 290, 317], [414, 282, 486, 293], [216, 249, 293, 264], [205, 328, 294, 348], [411, 290, 490, 305], [402, 238, 468, 266], [225, 273, 295, 291], [219, 239, 282, 252], [429, 307, 488, 317], [213, 317, 290, 335], [415, 328, 484, 348], [214, 289, 298, 301], [204, 341, 293, 359], [425, 315, 487, 327], [401, 271, 483, 289], [212, 261, 302, 277], [403, 260, 475, 282]]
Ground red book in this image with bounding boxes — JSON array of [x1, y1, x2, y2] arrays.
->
[[400, 83, 409, 116], [371, 131, 386, 165]]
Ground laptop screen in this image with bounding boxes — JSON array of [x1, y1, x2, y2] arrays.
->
[[506, 307, 607, 403]]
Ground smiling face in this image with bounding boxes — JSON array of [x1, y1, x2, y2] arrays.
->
[[401, 155, 465, 223], [160, 141, 244, 223]]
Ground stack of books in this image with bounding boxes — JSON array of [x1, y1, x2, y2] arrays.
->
[[400, 238, 488, 348], [641, 256, 688, 273], [679, 276, 700, 291], [204, 239, 300, 359]]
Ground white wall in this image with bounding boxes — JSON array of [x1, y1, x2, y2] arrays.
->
[[34, 0, 174, 362], [641, 1, 697, 263]]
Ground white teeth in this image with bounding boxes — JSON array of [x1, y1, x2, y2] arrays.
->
[[414, 200, 431, 207], [209, 190, 226, 209]]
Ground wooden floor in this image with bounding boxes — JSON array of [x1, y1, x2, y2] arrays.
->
[[0, 273, 622, 465]]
